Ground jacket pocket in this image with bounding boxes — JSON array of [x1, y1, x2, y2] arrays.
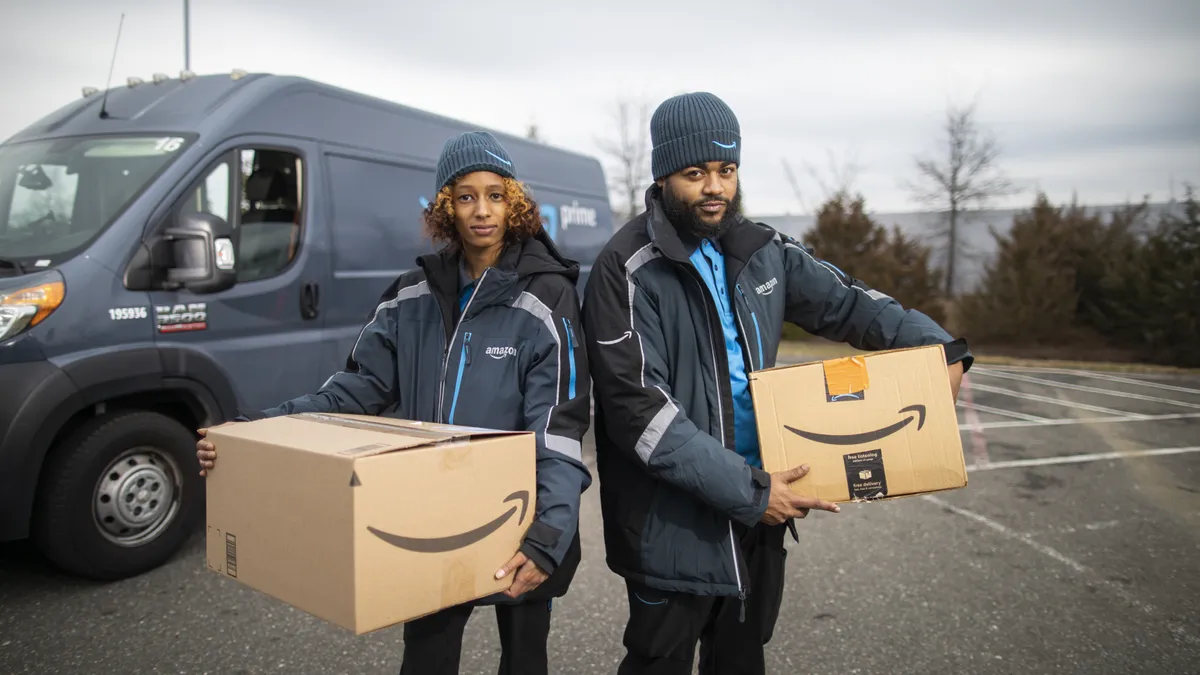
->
[[448, 335, 525, 429], [639, 483, 737, 589]]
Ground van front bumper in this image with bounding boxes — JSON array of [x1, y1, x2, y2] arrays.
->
[[0, 360, 81, 541]]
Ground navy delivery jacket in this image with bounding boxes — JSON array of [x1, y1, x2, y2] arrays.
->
[[240, 230, 591, 601]]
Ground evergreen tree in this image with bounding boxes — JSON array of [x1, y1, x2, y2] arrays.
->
[[801, 192, 946, 326], [957, 193, 1084, 344], [1099, 186, 1200, 365]]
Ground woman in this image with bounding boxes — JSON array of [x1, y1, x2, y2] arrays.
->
[[196, 131, 592, 675]]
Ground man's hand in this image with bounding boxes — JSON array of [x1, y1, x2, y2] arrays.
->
[[496, 551, 549, 599], [761, 464, 841, 525], [948, 360, 965, 402], [196, 428, 216, 477]]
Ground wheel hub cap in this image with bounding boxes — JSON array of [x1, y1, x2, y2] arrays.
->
[[94, 448, 181, 547]]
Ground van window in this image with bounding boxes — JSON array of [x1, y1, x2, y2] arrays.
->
[[325, 155, 437, 274], [0, 135, 192, 261], [235, 149, 304, 283], [179, 160, 231, 222]]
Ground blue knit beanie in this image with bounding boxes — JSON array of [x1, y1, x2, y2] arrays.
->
[[434, 131, 516, 193], [650, 92, 741, 180]]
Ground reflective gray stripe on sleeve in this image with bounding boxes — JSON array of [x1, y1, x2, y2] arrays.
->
[[513, 292, 561, 408], [324, 280, 428, 388], [513, 291, 566, 446], [782, 238, 893, 302], [546, 434, 583, 462], [624, 244, 662, 388], [394, 281, 430, 303], [635, 386, 678, 464]]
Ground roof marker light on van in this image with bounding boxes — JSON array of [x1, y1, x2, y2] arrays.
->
[[152, 73, 170, 84], [127, 76, 145, 88], [82, 87, 100, 98], [180, 70, 196, 81], [231, 69, 248, 80]]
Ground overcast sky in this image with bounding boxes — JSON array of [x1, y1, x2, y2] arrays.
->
[[1, 0, 1197, 215]]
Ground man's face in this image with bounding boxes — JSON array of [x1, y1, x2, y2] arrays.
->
[[659, 161, 741, 238]]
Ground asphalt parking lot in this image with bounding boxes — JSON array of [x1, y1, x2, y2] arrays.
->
[[2, 361, 1199, 674]]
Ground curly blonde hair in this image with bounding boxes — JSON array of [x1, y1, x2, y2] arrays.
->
[[422, 176, 544, 247]]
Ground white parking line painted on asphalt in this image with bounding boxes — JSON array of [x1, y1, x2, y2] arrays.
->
[[960, 411, 1200, 431], [984, 365, 1200, 395], [963, 446, 1200, 472], [973, 369, 1200, 410], [968, 382, 1134, 416], [919, 494, 1200, 644], [957, 400, 1051, 422]]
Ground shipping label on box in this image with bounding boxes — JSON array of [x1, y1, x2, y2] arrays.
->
[[203, 413, 536, 634], [749, 344, 968, 503]]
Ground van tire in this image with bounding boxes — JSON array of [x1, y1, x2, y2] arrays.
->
[[32, 410, 202, 581]]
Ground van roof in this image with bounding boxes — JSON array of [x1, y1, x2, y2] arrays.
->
[[6, 72, 607, 195]]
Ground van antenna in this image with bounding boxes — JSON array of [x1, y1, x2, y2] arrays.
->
[[98, 13, 125, 120]]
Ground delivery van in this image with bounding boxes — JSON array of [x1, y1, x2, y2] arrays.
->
[[0, 70, 612, 580]]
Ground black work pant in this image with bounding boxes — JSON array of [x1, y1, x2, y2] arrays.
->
[[616, 522, 788, 675], [398, 599, 553, 675]]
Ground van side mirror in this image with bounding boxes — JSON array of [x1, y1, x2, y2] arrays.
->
[[163, 212, 237, 294]]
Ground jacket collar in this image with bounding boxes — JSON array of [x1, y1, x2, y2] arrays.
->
[[417, 229, 580, 335]]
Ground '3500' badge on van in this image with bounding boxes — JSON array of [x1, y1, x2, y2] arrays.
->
[[155, 303, 208, 333]]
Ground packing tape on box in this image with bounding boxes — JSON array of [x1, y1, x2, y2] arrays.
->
[[823, 356, 869, 398]]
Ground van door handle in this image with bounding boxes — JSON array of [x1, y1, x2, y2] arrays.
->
[[300, 281, 320, 320]]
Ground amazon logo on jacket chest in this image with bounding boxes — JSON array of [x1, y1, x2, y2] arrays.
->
[[748, 345, 968, 504]]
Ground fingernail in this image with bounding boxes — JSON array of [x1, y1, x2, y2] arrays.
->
[[801, 464, 809, 470], [496, 570, 505, 579]]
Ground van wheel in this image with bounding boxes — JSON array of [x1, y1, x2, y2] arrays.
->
[[32, 410, 202, 581]]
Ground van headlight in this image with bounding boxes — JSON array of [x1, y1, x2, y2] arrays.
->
[[0, 279, 65, 342]]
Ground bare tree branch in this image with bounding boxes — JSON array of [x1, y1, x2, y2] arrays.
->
[[783, 148, 863, 215], [594, 100, 652, 222], [906, 99, 1016, 296]]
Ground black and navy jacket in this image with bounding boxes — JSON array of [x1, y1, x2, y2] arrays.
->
[[582, 186, 971, 599], [244, 230, 592, 601]]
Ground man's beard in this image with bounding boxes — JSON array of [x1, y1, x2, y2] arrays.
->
[[661, 184, 743, 239]]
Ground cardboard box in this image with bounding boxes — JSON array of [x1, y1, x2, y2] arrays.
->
[[749, 344, 967, 503], [203, 412, 536, 634]]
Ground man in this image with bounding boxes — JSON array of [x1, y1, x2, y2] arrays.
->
[[581, 92, 972, 675]]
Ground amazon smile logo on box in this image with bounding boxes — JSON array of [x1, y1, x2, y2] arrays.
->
[[748, 345, 968, 503]]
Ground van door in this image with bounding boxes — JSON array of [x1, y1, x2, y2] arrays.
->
[[320, 151, 437, 370], [149, 141, 330, 413]]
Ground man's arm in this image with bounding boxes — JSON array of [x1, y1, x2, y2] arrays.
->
[[512, 282, 593, 575], [582, 248, 770, 527], [776, 234, 974, 382], [238, 283, 407, 420]]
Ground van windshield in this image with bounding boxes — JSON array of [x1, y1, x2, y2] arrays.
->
[[0, 135, 192, 262]]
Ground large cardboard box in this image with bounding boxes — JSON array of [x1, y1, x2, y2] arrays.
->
[[749, 344, 967, 503], [203, 412, 536, 634]]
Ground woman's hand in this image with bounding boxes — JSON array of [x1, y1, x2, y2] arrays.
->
[[495, 551, 549, 598]]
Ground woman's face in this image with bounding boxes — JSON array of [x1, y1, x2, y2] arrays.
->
[[451, 171, 509, 251]]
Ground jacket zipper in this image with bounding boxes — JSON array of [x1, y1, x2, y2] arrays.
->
[[447, 332, 472, 424], [683, 267, 748, 610], [438, 268, 489, 422], [729, 522, 749, 621], [684, 272, 727, 448], [735, 284, 765, 370], [562, 317, 577, 399]]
